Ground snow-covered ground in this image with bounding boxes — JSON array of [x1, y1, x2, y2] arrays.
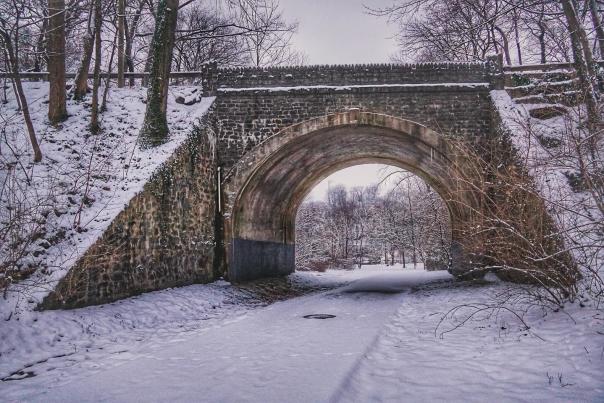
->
[[1, 81, 602, 402], [1, 266, 602, 402], [0, 82, 214, 315], [491, 90, 603, 280]]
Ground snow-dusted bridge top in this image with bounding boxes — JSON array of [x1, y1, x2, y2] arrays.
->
[[200, 59, 502, 94]]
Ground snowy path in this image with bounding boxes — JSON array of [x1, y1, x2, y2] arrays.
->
[[1, 267, 603, 402], [27, 284, 409, 402]]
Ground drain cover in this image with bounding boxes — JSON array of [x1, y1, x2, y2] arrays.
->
[[303, 314, 336, 319]]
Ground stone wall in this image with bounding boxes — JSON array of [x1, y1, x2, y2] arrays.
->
[[202, 62, 492, 94], [41, 61, 506, 309], [41, 117, 218, 309], [213, 84, 492, 171]]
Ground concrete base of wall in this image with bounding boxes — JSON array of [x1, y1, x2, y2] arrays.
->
[[229, 238, 295, 282], [447, 241, 483, 280]]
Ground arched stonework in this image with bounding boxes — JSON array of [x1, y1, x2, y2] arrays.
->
[[221, 110, 474, 282]]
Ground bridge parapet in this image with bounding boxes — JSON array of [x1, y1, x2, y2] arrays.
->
[[202, 62, 496, 95]]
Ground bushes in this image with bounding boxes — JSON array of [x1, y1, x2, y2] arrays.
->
[[447, 136, 580, 305]]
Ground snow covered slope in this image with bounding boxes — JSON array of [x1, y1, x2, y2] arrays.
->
[[0, 83, 214, 315], [491, 90, 603, 291]]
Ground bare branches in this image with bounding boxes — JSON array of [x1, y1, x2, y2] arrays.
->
[[296, 174, 451, 271], [0, 9, 42, 162], [377, 0, 604, 66]]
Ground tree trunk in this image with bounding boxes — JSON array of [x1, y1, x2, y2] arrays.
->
[[73, 2, 95, 100], [142, 39, 153, 87], [117, 0, 125, 88], [561, 0, 600, 131], [102, 28, 118, 112], [407, 190, 417, 269], [3, 31, 42, 162], [3, 48, 20, 109], [125, 37, 135, 86], [125, 1, 144, 86], [47, 0, 67, 124], [494, 25, 512, 65], [90, 0, 102, 134], [538, 20, 547, 64], [513, 16, 522, 65], [589, 0, 604, 58], [566, 0, 597, 81], [139, 0, 179, 147], [344, 227, 349, 259], [358, 236, 363, 269], [34, 12, 48, 73]]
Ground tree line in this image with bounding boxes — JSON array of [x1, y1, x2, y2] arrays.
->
[[372, 0, 603, 133], [2, 0, 604, 159], [0, 0, 304, 159], [296, 174, 450, 271]]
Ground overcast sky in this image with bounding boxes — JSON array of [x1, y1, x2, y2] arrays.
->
[[278, 0, 404, 201], [304, 164, 402, 202], [280, 0, 399, 65]]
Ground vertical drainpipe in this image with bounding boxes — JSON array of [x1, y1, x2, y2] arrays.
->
[[217, 166, 222, 213], [214, 165, 225, 279]]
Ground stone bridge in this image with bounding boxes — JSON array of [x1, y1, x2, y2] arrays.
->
[[210, 61, 496, 282], [43, 57, 559, 309]]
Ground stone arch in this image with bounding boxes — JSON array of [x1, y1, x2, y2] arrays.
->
[[221, 110, 474, 282]]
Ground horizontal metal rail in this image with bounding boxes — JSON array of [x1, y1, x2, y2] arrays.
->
[[503, 60, 604, 72], [0, 71, 204, 79], [2, 60, 604, 80]]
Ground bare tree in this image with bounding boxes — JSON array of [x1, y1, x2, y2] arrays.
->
[[48, 0, 68, 124], [173, 3, 247, 70], [139, 0, 179, 147], [124, 0, 146, 85], [89, 0, 101, 133], [296, 174, 450, 271], [117, 0, 125, 87], [230, 0, 305, 67], [73, 1, 94, 100], [560, 0, 600, 132], [588, 0, 604, 58], [0, 1, 42, 162]]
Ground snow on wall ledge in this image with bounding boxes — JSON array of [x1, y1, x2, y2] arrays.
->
[[40, 106, 218, 310], [201, 58, 504, 95]]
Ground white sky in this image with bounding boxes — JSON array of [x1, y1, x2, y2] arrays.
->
[[278, 1, 404, 201], [279, 0, 399, 65], [305, 164, 403, 201]]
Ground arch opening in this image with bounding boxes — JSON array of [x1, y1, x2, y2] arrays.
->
[[221, 112, 473, 282], [295, 164, 452, 273]]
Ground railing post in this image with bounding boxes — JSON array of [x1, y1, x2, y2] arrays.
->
[[201, 62, 218, 96], [486, 53, 505, 90]]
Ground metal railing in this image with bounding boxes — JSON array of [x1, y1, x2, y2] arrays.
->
[[503, 60, 604, 73], [0, 71, 204, 80]]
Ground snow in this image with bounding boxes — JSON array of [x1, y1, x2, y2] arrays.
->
[[1, 266, 602, 402], [336, 275, 604, 402], [218, 82, 490, 92], [490, 90, 603, 280], [507, 68, 574, 74], [342, 266, 450, 292], [1, 79, 602, 402], [0, 83, 214, 316], [504, 79, 577, 90]]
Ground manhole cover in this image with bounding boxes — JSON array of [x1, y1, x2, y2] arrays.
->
[[303, 314, 336, 319]]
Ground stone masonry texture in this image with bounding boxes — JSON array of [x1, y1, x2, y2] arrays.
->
[[42, 60, 523, 309], [42, 117, 218, 309]]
